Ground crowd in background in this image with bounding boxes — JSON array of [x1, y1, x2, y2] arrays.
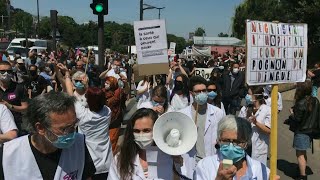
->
[[0, 47, 318, 180]]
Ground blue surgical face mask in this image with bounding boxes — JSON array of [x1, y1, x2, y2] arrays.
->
[[245, 94, 253, 105], [207, 91, 217, 100], [220, 143, 246, 163], [74, 81, 85, 89], [151, 100, 164, 107], [195, 92, 208, 105], [46, 131, 76, 149]]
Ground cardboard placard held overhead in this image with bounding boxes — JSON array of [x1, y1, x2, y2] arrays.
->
[[194, 68, 214, 80], [134, 19, 169, 76], [246, 20, 308, 85]]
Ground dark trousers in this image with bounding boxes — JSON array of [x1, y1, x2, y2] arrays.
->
[[222, 97, 241, 115], [92, 173, 108, 180]]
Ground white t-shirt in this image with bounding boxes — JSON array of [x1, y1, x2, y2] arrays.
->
[[74, 91, 88, 108], [106, 69, 127, 80], [0, 104, 17, 134], [75, 101, 113, 174], [136, 80, 150, 101], [167, 94, 189, 112]]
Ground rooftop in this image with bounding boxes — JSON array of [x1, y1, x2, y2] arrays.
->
[[193, 36, 243, 46]]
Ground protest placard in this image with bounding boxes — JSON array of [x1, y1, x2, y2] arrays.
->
[[134, 19, 169, 76], [194, 68, 213, 80], [246, 20, 308, 85]]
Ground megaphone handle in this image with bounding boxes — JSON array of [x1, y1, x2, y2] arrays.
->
[[194, 103, 199, 125]]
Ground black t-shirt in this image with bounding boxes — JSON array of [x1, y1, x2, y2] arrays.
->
[[0, 135, 96, 180], [27, 75, 49, 98], [0, 81, 27, 123]]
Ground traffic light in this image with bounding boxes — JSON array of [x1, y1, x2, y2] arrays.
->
[[90, 0, 108, 15], [50, 10, 58, 28]]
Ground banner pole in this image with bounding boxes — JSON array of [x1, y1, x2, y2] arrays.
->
[[270, 84, 278, 179]]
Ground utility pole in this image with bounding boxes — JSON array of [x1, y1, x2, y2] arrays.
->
[[37, 0, 40, 38], [98, 14, 104, 67], [6, 0, 11, 31], [140, 0, 143, 20]]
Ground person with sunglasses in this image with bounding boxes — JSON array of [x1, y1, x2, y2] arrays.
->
[[0, 61, 28, 135], [0, 91, 96, 179], [207, 80, 226, 116], [72, 71, 88, 108], [195, 115, 279, 180], [238, 86, 271, 165], [177, 76, 225, 179]]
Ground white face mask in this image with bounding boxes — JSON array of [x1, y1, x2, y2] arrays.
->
[[134, 132, 153, 149], [105, 83, 110, 90], [233, 68, 239, 74]]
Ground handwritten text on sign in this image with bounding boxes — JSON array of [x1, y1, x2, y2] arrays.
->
[[134, 20, 168, 65], [246, 20, 308, 85], [195, 68, 213, 80]]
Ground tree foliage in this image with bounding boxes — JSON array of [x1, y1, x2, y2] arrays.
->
[[218, 32, 228, 37], [195, 27, 206, 36], [1, 1, 187, 54]]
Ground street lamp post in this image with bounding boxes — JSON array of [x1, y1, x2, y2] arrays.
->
[[37, 0, 40, 38], [156, 7, 165, 19]]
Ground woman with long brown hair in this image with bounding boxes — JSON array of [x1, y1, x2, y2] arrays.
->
[[286, 80, 319, 180], [108, 108, 174, 180]]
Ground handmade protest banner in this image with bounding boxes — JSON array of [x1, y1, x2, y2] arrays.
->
[[134, 19, 169, 76], [246, 20, 308, 85], [194, 68, 213, 80]]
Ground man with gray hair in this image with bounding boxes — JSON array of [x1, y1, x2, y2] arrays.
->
[[0, 91, 96, 179]]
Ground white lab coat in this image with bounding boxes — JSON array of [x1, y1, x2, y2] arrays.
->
[[195, 153, 270, 180], [238, 104, 271, 165], [177, 104, 225, 179], [108, 146, 174, 180], [265, 92, 283, 111]]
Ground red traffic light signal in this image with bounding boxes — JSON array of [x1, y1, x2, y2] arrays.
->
[[90, 0, 108, 15]]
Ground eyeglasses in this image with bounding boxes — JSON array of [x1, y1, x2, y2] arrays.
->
[[0, 70, 13, 75], [219, 139, 246, 147], [193, 89, 207, 94], [74, 80, 82, 83], [207, 89, 216, 92], [45, 119, 80, 136]]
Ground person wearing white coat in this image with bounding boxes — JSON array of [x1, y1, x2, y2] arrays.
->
[[195, 115, 270, 180], [238, 86, 271, 165], [137, 85, 169, 116], [263, 85, 283, 111], [176, 76, 225, 179], [108, 108, 175, 180]]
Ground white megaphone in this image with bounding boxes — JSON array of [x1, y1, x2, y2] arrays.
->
[[153, 112, 197, 156]]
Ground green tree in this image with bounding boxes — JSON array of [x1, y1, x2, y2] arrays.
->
[[195, 27, 206, 36], [167, 34, 186, 54], [218, 32, 229, 37]]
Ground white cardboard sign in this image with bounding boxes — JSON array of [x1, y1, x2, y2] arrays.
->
[[246, 20, 308, 85], [134, 19, 168, 65], [195, 68, 213, 80]]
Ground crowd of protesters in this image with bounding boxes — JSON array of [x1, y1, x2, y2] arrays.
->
[[0, 46, 318, 180]]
